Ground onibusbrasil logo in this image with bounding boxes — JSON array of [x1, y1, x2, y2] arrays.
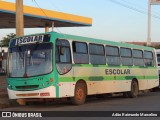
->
[[1, 112, 42, 118]]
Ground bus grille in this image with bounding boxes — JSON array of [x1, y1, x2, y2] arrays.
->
[[16, 85, 39, 90]]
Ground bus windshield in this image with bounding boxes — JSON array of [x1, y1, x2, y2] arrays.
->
[[8, 43, 52, 77]]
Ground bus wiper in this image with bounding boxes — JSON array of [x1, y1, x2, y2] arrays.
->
[[17, 46, 24, 59], [23, 73, 28, 78]]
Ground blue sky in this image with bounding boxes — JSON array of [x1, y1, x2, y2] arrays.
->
[[1, 0, 160, 42]]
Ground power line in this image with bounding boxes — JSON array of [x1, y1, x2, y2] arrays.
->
[[32, 0, 63, 34], [120, 0, 160, 18], [108, 0, 160, 20], [46, 0, 90, 37], [108, 0, 148, 15], [47, 0, 62, 11], [32, 0, 50, 20], [46, 0, 66, 34]]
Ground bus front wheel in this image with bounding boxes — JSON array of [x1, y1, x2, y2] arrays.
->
[[16, 99, 26, 106], [128, 80, 139, 98], [71, 82, 87, 105]]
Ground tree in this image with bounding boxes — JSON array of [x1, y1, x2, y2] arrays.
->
[[0, 33, 16, 47], [154, 45, 160, 49]]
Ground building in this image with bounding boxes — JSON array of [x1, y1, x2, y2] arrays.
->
[[126, 42, 160, 47], [0, 47, 8, 73]]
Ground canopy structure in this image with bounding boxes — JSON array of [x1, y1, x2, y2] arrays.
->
[[0, 1, 92, 28]]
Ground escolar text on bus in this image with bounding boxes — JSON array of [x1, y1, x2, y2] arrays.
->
[[105, 69, 131, 75], [16, 35, 44, 45]]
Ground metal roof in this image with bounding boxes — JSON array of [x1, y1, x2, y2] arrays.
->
[[0, 1, 92, 28]]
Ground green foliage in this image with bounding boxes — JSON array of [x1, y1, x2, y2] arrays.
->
[[154, 45, 160, 49], [0, 33, 16, 47]]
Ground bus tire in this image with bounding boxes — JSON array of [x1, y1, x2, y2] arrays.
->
[[16, 99, 26, 106], [123, 92, 129, 98], [71, 82, 87, 105], [128, 80, 139, 98]]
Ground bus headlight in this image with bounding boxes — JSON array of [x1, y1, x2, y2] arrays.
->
[[8, 85, 12, 89]]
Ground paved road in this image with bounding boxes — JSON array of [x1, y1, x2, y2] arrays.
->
[[1, 91, 160, 111], [0, 91, 160, 120]]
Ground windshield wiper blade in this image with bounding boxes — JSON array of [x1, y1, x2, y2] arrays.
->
[[23, 73, 29, 78]]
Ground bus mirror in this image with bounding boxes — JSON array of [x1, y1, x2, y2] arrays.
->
[[27, 50, 31, 56], [1, 50, 4, 60], [60, 47, 65, 55]]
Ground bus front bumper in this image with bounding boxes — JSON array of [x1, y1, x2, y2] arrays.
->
[[7, 86, 56, 99]]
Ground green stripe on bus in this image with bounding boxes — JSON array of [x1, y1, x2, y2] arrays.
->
[[58, 76, 158, 82]]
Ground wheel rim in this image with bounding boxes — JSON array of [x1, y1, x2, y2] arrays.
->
[[75, 88, 84, 101]]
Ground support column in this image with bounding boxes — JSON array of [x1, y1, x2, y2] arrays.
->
[[147, 0, 151, 46], [52, 21, 54, 31], [16, 0, 24, 36], [45, 23, 49, 33]]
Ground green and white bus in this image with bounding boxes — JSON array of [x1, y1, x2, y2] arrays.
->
[[156, 49, 160, 87], [7, 32, 159, 105]]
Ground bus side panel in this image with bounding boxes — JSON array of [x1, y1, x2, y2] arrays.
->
[[73, 66, 158, 95], [86, 80, 131, 95], [58, 69, 75, 98], [73, 66, 132, 95]]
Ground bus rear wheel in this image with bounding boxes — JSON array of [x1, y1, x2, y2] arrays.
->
[[128, 80, 139, 98], [71, 82, 87, 105]]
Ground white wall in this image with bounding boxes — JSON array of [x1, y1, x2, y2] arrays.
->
[[1, 47, 8, 52], [156, 49, 160, 54]]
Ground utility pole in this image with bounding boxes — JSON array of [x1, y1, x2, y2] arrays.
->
[[147, 0, 151, 46], [15, 0, 25, 106], [16, 0, 24, 36], [45, 23, 49, 33]]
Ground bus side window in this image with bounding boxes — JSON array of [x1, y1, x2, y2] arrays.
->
[[133, 49, 144, 66], [106, 46, 120, 66], [56, 47, 60, 63], [144, 51, 154, 67], [89, 44, 106, 65], [72, 41, 89, 64], [120, 48, 133, 66], [56, 39, 72, 75]]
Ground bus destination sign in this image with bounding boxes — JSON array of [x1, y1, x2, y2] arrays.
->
[[10, 34, 51, 47], [16, 35, 44, 45]]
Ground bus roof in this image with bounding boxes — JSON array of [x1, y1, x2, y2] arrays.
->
[[10, 32, 154, 51]]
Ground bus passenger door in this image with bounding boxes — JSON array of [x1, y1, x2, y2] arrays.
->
[[56, 39, 74, 97]]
